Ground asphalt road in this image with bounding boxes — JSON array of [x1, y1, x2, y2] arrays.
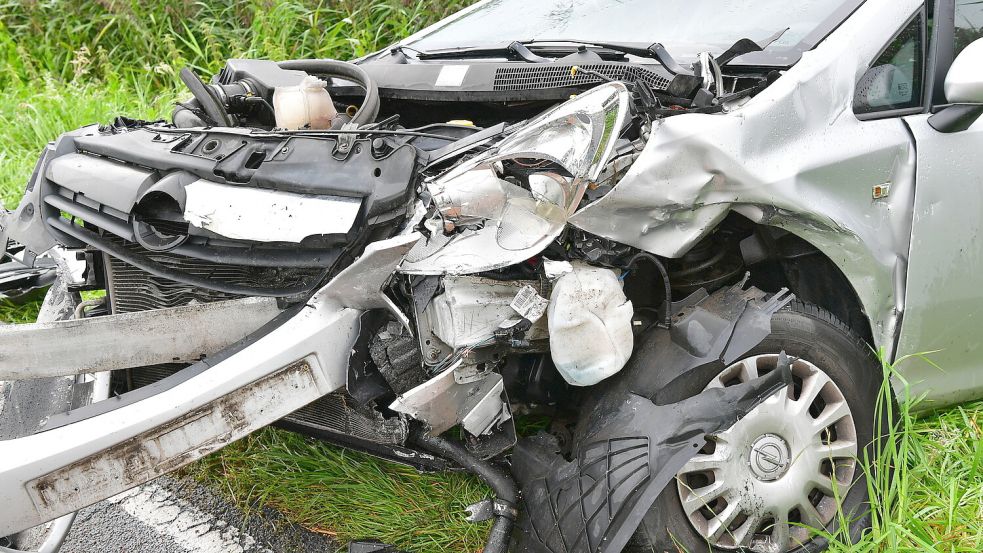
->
[[59, 476, 337, 553]]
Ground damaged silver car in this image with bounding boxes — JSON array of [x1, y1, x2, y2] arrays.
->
[[3, 0, 983, 551]]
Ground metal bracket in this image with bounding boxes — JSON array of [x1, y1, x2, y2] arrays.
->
[[465, 498, 518, 523], [336, 123, 358, 155], [0, 297, 281, 380]]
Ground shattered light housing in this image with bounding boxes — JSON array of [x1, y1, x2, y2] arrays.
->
[[401, 82, 631, 274]]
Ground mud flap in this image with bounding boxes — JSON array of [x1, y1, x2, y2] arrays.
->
[[512, 282, 794, 553], [512, 366, 791, 553]]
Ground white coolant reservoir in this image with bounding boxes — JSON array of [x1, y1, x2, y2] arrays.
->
[[272, 75, 338, 130], [547, 262, 634, 386]]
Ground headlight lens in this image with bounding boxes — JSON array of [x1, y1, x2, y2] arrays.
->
[[401, 82, 630, 274]]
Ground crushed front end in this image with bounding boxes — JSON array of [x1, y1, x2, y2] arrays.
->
[[0, 52, 794, 552]]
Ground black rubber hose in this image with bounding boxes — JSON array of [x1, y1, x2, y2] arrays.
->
[[627, 251, 673, 328], [179, 67, 233, 127], [412, 432, 517, 553], [277, 59, 380, 126]]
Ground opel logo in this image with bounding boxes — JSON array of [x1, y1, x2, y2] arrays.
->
[[749, 434, 791, 481]]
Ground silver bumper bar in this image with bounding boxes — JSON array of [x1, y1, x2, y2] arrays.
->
[[0, 234, 419, 536], [0, 297, 282, 380]]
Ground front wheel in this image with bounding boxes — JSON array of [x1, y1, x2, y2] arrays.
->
[[634, 302, 883, 553]]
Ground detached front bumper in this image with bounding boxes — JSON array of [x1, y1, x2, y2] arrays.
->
[[0, 234, 418, 536], [0, 304, 359, 536]]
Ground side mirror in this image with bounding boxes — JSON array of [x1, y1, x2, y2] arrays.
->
[[929, 38, 983, 133], [945, 37, 983, 104]]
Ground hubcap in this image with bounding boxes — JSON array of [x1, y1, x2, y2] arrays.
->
[[675, 354, 858, 553]]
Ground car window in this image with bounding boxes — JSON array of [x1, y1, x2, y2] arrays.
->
[[854, 13, 924, 115], [955, 0, 983, 57]]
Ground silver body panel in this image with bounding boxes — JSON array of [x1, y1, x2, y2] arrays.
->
[[896, 113, 983, 407], [571, 0, 920, 363], [0, 300, 359, 537]]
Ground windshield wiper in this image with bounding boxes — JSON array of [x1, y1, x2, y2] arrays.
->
[[414, 30, 789, 74], [416, 39, 693, 74], [714, 27, 789, 66], [416, 41, 551, 63], [531, 40, 693, 74], [524, 32, 788, 73]]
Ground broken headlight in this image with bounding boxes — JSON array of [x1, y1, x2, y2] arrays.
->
[[401, 82, 631, 274]]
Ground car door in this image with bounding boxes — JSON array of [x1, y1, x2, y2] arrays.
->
[[898, 0, 983, 407]]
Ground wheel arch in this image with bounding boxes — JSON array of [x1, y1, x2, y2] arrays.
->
[[742, 225, 875, 348], [624, 215, 879, 350]]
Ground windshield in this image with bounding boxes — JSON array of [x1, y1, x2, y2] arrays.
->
[[407, 0, 864, 65]]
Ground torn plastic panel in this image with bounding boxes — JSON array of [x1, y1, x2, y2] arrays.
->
[[509, 281, 793, 552], [1, 126, 100, 257], [182, 179, 362, 242], [511, 365, 792, 553], [0, 243, 56, 301], [389, 367, 511, 436], [645, 278, 794, 405]]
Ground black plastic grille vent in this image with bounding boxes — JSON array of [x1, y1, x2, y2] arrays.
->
[[493, 64, 671, 91]]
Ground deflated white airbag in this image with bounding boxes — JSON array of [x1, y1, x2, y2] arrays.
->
[[547, 263, 633, 386]]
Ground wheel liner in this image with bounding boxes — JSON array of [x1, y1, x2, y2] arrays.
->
[[511, 283, 794, 553]]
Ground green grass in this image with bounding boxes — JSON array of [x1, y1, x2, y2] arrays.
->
[[185, 428, 491, 551], [821, 355, 983, 553], [1, 2, 982, 552], [0, 289, 48, 323]]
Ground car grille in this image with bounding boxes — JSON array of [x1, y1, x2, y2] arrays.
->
[[106, 251, 247, 313]]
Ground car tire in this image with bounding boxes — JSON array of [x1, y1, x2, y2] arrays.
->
[[630, 301, 884, 553]]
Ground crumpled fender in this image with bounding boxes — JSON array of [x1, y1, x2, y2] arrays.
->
[[512, 282, 793, 552], [568, 0, 922, 357]]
